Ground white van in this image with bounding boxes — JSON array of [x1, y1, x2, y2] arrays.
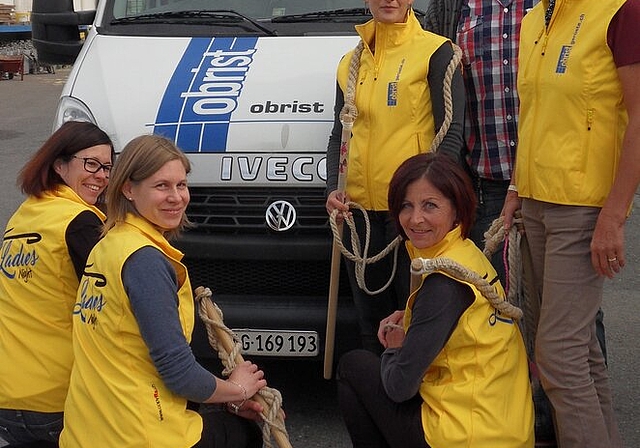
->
[[32, 0, 431, 364]]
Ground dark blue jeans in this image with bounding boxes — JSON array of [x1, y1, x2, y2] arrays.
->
[[0, 409, 62, 445], [469, 178, 509, 284]]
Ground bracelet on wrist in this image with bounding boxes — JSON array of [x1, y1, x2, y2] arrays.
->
[[507, 184, 518, 193], [226, 380, 247, 414]]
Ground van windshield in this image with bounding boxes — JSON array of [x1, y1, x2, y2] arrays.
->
[[109, 0, 430, 21]]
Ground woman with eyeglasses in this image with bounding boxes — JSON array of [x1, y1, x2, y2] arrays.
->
[[0, 121, 115, 447]]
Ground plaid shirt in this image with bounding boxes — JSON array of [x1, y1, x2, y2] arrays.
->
[[457, 0, 539, 180]]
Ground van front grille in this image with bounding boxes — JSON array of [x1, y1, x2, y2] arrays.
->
[[186, 186, 329, 235]]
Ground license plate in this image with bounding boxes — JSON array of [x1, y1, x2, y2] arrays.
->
[[233, 329, 319, 357]]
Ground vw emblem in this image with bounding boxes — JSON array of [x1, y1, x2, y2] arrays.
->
[[265, 200, 297, 232]]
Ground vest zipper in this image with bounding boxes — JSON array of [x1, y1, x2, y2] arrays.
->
[[541, 32, 549, 56]]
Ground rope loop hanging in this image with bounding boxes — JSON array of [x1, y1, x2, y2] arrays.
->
[[194, 287, 291, 448], [481, 213, 537, 355], [330, 202, 402, 295]]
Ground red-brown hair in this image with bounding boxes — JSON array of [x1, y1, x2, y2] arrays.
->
[[388, 152, 476, 240], [18, 121, 114, 198]]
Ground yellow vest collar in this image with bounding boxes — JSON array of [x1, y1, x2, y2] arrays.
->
[[356, 8, 420, 51], [120, 213, 184, 261], [46, 184, 106, 220], [406, 225, 463, 260]]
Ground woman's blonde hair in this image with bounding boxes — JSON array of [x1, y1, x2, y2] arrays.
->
[[103, 134, 191, 240]]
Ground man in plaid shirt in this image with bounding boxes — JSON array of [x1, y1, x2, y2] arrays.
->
[[426, 0, 536, 280]]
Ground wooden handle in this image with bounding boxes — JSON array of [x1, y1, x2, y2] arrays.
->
[[323, 231, 343, 379], [324, 118, 352, 379]]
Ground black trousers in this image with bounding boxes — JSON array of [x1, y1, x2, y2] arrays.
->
[[337, 349, 429, 448], [342, 211, 411, 354], [194, 404, 263, 448]]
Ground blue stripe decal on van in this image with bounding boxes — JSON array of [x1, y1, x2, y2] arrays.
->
[[153, 37, 258, 153]]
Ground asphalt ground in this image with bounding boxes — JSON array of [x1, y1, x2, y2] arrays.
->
[[1, 68, 638, 448]]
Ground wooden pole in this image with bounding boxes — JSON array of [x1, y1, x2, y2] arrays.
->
[[323, 227, 343, 379], [323, 118, 353, 379]]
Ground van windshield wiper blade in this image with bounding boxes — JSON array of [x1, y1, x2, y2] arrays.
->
[[271, 8, 369, 22], [271, 8, 425, 23], [111, 10, 276, 35]]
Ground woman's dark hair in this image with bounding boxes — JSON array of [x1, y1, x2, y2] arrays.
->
[[388, 152, 477, 239], [18, 121, 114, 198]]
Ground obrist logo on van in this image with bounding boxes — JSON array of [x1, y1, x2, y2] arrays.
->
[[154, 37, 257, 152], [249, 100, 325, 114], [153, 37, 327, 153]]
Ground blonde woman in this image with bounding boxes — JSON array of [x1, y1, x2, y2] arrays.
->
[[60, 135, 266, 448]]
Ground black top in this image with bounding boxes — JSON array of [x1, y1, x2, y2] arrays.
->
[[380, 273, 474, 402], [65, 210, 104, 280]]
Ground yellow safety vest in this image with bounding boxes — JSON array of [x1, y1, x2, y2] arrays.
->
[[516, 0, 628, 206], [406, 227, 534, 447], [337, 9, 447, 210], [0, 185, 104, 411], [60, 214, 201, 448]]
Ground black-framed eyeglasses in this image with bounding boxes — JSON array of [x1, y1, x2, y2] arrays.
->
[[71, 156, 112, 175]]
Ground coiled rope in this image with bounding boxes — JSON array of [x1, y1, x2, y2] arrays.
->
[[329, 39, 463, 295], [481, 213, 536, 354], [194, 286, 291, 448]]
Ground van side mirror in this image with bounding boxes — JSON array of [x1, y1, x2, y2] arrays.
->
[[31, 0, 96, 65]]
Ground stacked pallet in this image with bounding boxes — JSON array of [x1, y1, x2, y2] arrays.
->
[[0, 4, 15, 24]]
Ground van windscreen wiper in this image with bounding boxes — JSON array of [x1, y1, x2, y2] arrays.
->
[[271, 8, 425, 23], [111, 10, 276, 36], [271, 8, 368, 23]]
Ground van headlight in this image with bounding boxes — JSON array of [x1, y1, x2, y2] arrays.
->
[[53, 96, 97, 131]]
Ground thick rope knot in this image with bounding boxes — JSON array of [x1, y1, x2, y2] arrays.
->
[[195, 298, 242, 376], [194, 287, 291, 448], [410, 257, 523, 320], [339, 40, 364, 126]]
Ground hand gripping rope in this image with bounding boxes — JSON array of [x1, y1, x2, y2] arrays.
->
[[323, 41, 464, 378], [194, 286, 292, 448]]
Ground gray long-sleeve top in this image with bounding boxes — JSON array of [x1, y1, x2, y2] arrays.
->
[[124, 246, 216, 403]]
